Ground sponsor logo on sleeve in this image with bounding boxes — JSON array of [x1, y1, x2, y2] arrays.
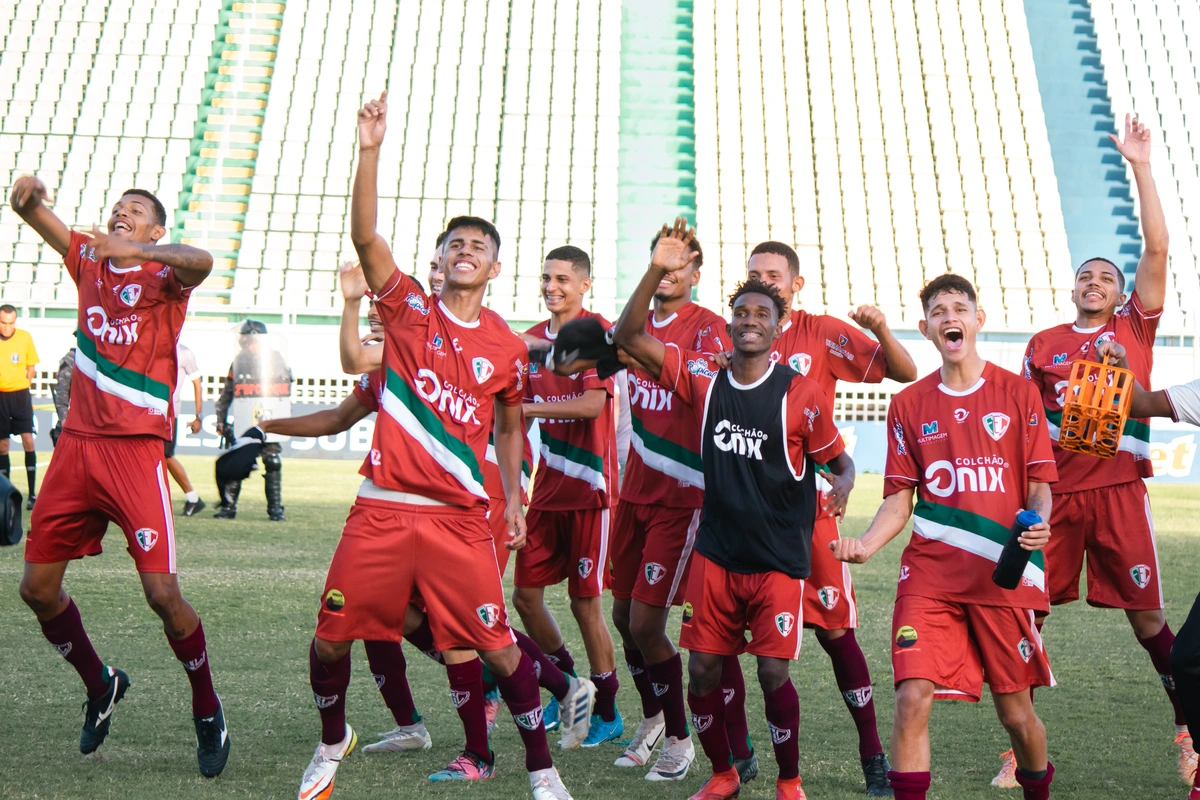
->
[[405, 293, 430, 315], [687, 358, 718, 379], [892, 420, 907, 455]]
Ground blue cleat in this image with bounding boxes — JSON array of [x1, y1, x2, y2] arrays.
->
[[582, 709, 624, 747], [543, 696, 561, 732]]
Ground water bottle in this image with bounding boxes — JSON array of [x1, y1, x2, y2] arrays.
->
[[991, 510, 1043, 590]]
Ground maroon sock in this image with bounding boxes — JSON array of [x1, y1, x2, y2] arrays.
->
[[514, 629, 569, 701], [720, 654, 753, 759], [818, 630, 884, 759], [688, 685, 732, 772], [625, 645, 662, 718], [166, 619, 219, 717], [1138, 624, 1187, 725], [446, 659, 491, 758], [592, 670, 619, 722], [310, 640, 351, 745], [888, 770, 931, 800], [363, 640, 421, 726], [1015, 762, 1054, 800], [493, 652, 553, 772], [547, 643, 577, 677], [648, 652, 689, 739], [404, 617, 444, 664], [39, 598, 108, 699], [763, 680, 800, 780]]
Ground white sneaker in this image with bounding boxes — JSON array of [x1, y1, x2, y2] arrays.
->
[[614, 712, 665, 767], [645, 735, 694, 781], [298, 724, 357, 800], [362, 721, 431, 753], [530, 766, 574, 799], [991, 748, 1018, 789], [557, 675, 596, 750]]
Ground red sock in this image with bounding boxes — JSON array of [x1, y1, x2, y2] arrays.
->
[[404, 617, 444, 663], [167, 619, 219, 717], [647, 652, 689, 739], [592, 670, 620, 722], [446, 659, 491, 758], [514, 629, 569, 700], [493, 652, 553, 772], [1138, 624, 1187, 725], [818, 630, 884, 759], [363, 640, 421, 726], [1015, 762, 1054, 800], [888, 770, 931, 800], [625, 645, 662, 718], [719, 655, 753, 759], [39, 598, 108, 699], [688, 685, 732, 771], [763, 680, 800, 780], [547, 643, 577, 677], [310, 640, 351, 745]]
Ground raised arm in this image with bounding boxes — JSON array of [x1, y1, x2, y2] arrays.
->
[[338, 262, 383, 373], [351, 92, 399, 295], [10, 176, 71, 255], [259, 395, 371, 438], [1095, 339, 1174, 417], [493, 402, 529, 550], [1110, 114, 1168, 310], [849, 305, 918, 383], [82, 225, 214, 287], [830, 487, 915, 564]]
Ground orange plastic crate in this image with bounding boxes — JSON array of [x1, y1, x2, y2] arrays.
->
[[1058, 357, 1134, 459]]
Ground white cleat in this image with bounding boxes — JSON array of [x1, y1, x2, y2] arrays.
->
[[557, 675, 596, 750], [614, 712, 665, 767], [991, 748, 1018, 789], [645, 734, 694, 781], [1178, 725, 1198, 785], [530, 766, 574, 800], [298, 724, 357, 800], [362, 721, 431, 753]]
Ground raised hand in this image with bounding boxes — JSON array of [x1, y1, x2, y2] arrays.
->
[[849, 305, 887, 335], [649, 217, 700, 273], [1108, 113, 1151, 165], [357, 91, 388, 151], [10, 175, 48, 213], [339, 260, 368, 300], [83, 224, 144, 265]]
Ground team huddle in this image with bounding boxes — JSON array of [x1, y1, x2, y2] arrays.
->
[[8, 87, 1198, 800]]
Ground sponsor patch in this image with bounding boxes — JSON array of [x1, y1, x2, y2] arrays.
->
[[476, 603, 502, 627], [405, 293, 430, 315], [324, 589, 345, 611], [921, 421, 938, 436], [954, 408, 969, 423], [895, 625, 918, 648], [1130, 564, 1151, 589], [687, 358, 718, 379], [134, 527, 159, 552], [892, 420, 907, 455], [774, 612, 795, 637]]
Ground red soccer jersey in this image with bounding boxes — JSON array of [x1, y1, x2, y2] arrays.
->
[[63, 230, 192, 440], [884, 362, 1058, 610], [1023, 291, 1160, 491], [523, 310, 619, 510], [622, 302, 727, 507], [770, 308, 886, 403], [369, 269, 528, 509]]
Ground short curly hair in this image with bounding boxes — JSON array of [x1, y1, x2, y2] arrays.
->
[[729, 278, 787, 321]]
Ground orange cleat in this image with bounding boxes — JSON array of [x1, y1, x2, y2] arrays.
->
[[1179, 727, 1198, 785], [776, 776, 806, 800], [992, 748, 1018, 789], [689, 768, 741, 800]]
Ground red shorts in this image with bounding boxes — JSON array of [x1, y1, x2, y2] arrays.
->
[[891, 594, 1054, 701], [679, 552, 805, 660], [488, 495, 512, 576], [316, 498, 517, 653], [1047, 481, 1162, 610], [515, 507, 611, 597], [26, 432, 177, 573], [804, 515, 859, 630], [610, 500, 699, 608]]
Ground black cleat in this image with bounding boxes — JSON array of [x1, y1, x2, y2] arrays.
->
[[80, 666, 130, 754], [734, 750, 759, 784], [182, 498, 207, 517], [194, 695, 231, 778], [26, 493, 36, 510], [267, 507, 285, 522], [862, 752, 893, 796], [213, 505, 236, 520]]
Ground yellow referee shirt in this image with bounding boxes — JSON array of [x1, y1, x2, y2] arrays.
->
[[0, 329, 39, 391]]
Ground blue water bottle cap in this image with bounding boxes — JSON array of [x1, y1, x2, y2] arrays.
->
[[1016, 509, 1042, 528]]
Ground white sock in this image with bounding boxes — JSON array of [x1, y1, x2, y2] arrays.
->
[[185, 491, 200, 503]]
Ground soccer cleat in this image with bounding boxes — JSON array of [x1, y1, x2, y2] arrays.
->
[[1190, 770, 1200, 800], [558, 675, 597, 750], [268, 507, 286, 522], [297, 724, 357, 800], [776, 775, 807, 800], [428, 750, 495, 782], [194, 695, 231, 778], [484, 687, 504, 736], [529, 766, 574, 800], [26, 493, 36, 510], [182, 498, 207, 517], [734, 751, 758, 784], [583, 710, 624, 747], [689, 769, 741, 800], [543, 696, 561, 732], [862, 752, 893, 796], [1178, 727, 1198, 785], [646, 735, 695, 781], [614, 712, 665, 767], [991, 748, 1018, 789], [213, 505, 237, 520], [80, 666, 130, 754], [362, 721, 431, 753]]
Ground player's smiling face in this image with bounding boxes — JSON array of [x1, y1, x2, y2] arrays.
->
[[919, 291, 984, 364], [367, 301, 383, 333], [108, 194, 164, 243], [541, 258, 590, 316], [441, 227, 500, 290], [747, 252, 803, 309], [1071, 260, 1126, 317], [654, 261, 701, 303], [728, 292, 781, 356], [427, 243, 445, 294]]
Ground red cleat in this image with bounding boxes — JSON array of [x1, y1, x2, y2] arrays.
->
[[776, 776, 806, 800], [689, 768, 741, 800]]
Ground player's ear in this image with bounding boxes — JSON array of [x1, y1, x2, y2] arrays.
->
[[792, 273, 804, 296], [488, 260, 502, 280], [918, 318, 930, 340], [580, 275, 592, 295], [690, 267, 702, 287], [150, 223, 167, 243], [976, 305, 986, 331]]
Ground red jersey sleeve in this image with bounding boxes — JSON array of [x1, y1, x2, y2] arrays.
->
[[371, 268, 430, 325], [1022, 380, 1058, 483], [353, 370, 381, 413], [1123, 290, 1162, 348], [581, 369, 613, 395], [656, 344, 717, 408], [1022, 337, 1042, 385], [818, 316, 885, 383], [883, 398, 920, 496], [495, 333, 529, 407], [63, 230, 93, 285], [786, 379, 844, 470], [692, 314, 727, 356]]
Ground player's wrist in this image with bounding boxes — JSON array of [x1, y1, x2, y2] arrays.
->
[[358, 144, 381, 154]]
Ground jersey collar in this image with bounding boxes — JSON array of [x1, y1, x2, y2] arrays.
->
[[937, 370, 987, 397], [438, 299, 480, 328], [1071, 322, 1106, 334], [727, 362, 775, 390], [650, 310, 678, 329], [107, 261, 143, 274]]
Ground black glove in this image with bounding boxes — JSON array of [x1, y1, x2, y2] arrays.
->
[[50, 424, 62, 447]]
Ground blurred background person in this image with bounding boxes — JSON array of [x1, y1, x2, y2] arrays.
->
[[0, 303, 40, 509]]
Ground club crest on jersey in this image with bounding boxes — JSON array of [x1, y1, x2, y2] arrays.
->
[[1053, 353, 1068, 366], [578, 558, 594, 579], [774, 612, 795, 637], [687, 359, 718, 379], [692, 714, 714, 733], [472, 357, 494, 383], [134, 528, 158, 552], [476, 603, 502, 627], [1017, 638, 1035, 663], [789, 353, 812, 375], [644, 562, 667, 585], [769, 722, 792, 744], [1130, 564, 1152, 589], [817, 587, 840, 610], [982, 412, 1011, 441], [118, 284, 141, 307], [843, 686, 873, 708], [451, 690, 471, 708], [1096, 332, 1117, 345], [405, 293, 430, 315]]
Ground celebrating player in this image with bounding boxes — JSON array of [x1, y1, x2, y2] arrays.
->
[[1022, 114, 1193, 785], [10, 179, 230, 777], [832, 274, 1057, 800], [514, 246, 621, 747], [615, 219, 857, 800]]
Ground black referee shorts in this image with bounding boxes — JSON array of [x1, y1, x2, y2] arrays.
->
[[164, 417, 179, 459], [0, 388, 34, 438]]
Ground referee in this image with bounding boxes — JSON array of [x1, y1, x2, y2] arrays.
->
[[0, 304, 39, 508]]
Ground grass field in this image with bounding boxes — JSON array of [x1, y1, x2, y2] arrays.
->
[[1, 455, 1196, 799]]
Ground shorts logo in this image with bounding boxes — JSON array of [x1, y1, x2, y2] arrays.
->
[[1130, 564, 1152, 589], [451, 690, 471, 709], [788, 353, 812, 375], [817, 587, 840, 610], [982, 413, 1011, 441], [314, 693, 339, 709], [681, 601, 694, 623], [578, 558, 594, 579], [769, 722, 792, 744], [476, 603, 502, 627], [514, 708, 543, 730], [472, 357, 495, 383], [652, 683, 669, 697], [324, 589, 345, 611], [53, 642, 73, 658], [692, 714, 714, 733], [373, 673, 386, 689], [119, 284, 142, 307], [954, 408, 969, 423], [895, 626, 918, 648], [644, 562, 667, 585], [1017, 638, 1034, 663], [843, 686, 873, 708], [134, 528, 159, 552], [774, 612, 795, 637]]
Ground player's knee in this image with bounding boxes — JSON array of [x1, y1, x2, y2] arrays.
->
[[755, 659, 790, 693], [995, 699, 1040, 737], [18, 576, 58, 612], [142, 582, 184, 616], [313, 637, 351, 663], [1127, 608, 1166, 640], [893, 681, 934, 729], [569, 594, 600, 621], [611, 601, 632, 638], [628, 614, 664, 649], [687, 653, 722, 694], [511, 587, 540, 619]]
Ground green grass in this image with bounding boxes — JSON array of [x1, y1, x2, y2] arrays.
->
[[1, 456, 1196, 799]]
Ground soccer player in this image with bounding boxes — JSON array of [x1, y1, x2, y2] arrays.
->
[[294, 92, 573, 800], [614, 218, 857, 800], [0, 303, 40, 507], [1022, 114, 1192, 784], [10, 178, 230, 777], [166, 342, 206, 516], [832, 274, 1057, 800], [609, 225, 726, 781], [514, 245, 621, 747]]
